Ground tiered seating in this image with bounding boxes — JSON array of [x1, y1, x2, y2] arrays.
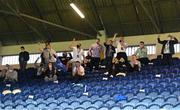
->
[[0, 59, 180, 110]]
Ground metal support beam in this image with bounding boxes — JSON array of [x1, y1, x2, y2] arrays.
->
[[4, 2, 45, 41], [89, 0, 106, 35], [31, 0, 53, 40], [137, 0, 160, 33], [52, 0, 64, 24], [111, 0, 124, 34], [0, 10, 94, 38], [149, 0, 163, 33], [132, 0, 144, 34]]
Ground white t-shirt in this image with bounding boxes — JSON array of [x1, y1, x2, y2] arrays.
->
[[116, 41, 127, 53], [72, 47, 84, 62], [73, 65, 85, 76], [164, 41, 170, 54]]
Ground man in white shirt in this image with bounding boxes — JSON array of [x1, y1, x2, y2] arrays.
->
[[68, 38, 85, 75], [112, 34, 129, 76], [115, 37, 128, 62]]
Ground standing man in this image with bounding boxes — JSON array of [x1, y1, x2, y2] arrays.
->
[[89, 38, 104, 72], [158, 35, 178, 65], [104, 34, 116, 76], [68, 38, 84, 74], [19, 46, 29, 72], [135, 41, 149, 66], [41, 41, 57, 70], [112, 34, 129, 76]]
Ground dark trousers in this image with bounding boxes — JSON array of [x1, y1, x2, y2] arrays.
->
[[163, 54, 173, 65], [105, 57, 113, 74], [19, 61, 27, 72], [73, 74, 84, 83], [90, 57, 100, 71], [113, 52, 128, 75], [138, 57, 149, 66], [117, 52, 128, 63]]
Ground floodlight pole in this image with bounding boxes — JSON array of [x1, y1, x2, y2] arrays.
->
[[137, 0, 160, 34]]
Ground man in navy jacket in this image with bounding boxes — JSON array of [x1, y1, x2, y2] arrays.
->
[[158, 35, 178, 65], [19, 46, 29, 72]]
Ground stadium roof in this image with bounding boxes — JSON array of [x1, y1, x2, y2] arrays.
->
[[0, 0, 180, 45]]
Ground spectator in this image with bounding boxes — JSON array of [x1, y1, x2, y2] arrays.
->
[[19, 46, 29, 72], [69, 38, 84, 63], [4, 64, 18, 82], [72, 61, 85, 83], [114, 35, 128, 63], [41, 41, 57, 70], [44, 62, 57, 82], [84, 51, 92, 68], [58, 52, 72, 66], [129, 55, 141, 72], [68, 38, 84, 74], [89, 38, 104, 72], [158, 35, 178, 65], [104, 35, 116, 76], [111, 34, 128, 76], [135, 41, 149, 66], [34, 57, 45, 76]]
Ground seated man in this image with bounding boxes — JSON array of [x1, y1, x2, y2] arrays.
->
[[44, 62, 57, 82], [4, 64, 18, 82], [129, 55, 141, 72], [72, 61, 85, 83], [135, 41, 149, 66]]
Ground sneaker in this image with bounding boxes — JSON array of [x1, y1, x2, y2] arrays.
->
[[104, 72, 109, 75], [116, 72, 126, 77]]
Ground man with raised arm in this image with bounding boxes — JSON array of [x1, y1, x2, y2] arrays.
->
[[158, 35, 178, 65], [103, 33, 116, 76]]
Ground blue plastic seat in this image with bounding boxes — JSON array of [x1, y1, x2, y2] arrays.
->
[[60, 102, 69, 108], [161, 103, 174, 109], [148, 104, 160, 109], [70, 101, 80, 108], [37, 102, 47, 109], [25, 103, 36, 110], [122, 105, 134, 110], [86, 106, 98, 110], [92, 100, 103, 107], [98, 106, 109, 110], [74, 107, 86, 110], [165, 96, 178, 103], [134, 104, 147, 110]]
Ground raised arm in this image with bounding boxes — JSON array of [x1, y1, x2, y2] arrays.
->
[[172, 36, 178, 44], [157, 35, 164, 44], [112, 33, 118, 42], [69, 38, 76, 49]]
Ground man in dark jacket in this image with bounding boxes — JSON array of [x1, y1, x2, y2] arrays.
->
[[19, 46, 29, 71], [158, 35, 178, 65], [104, 39, 116, 76]]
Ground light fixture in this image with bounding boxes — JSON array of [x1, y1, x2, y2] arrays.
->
[[70, 3, 85, 19]]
